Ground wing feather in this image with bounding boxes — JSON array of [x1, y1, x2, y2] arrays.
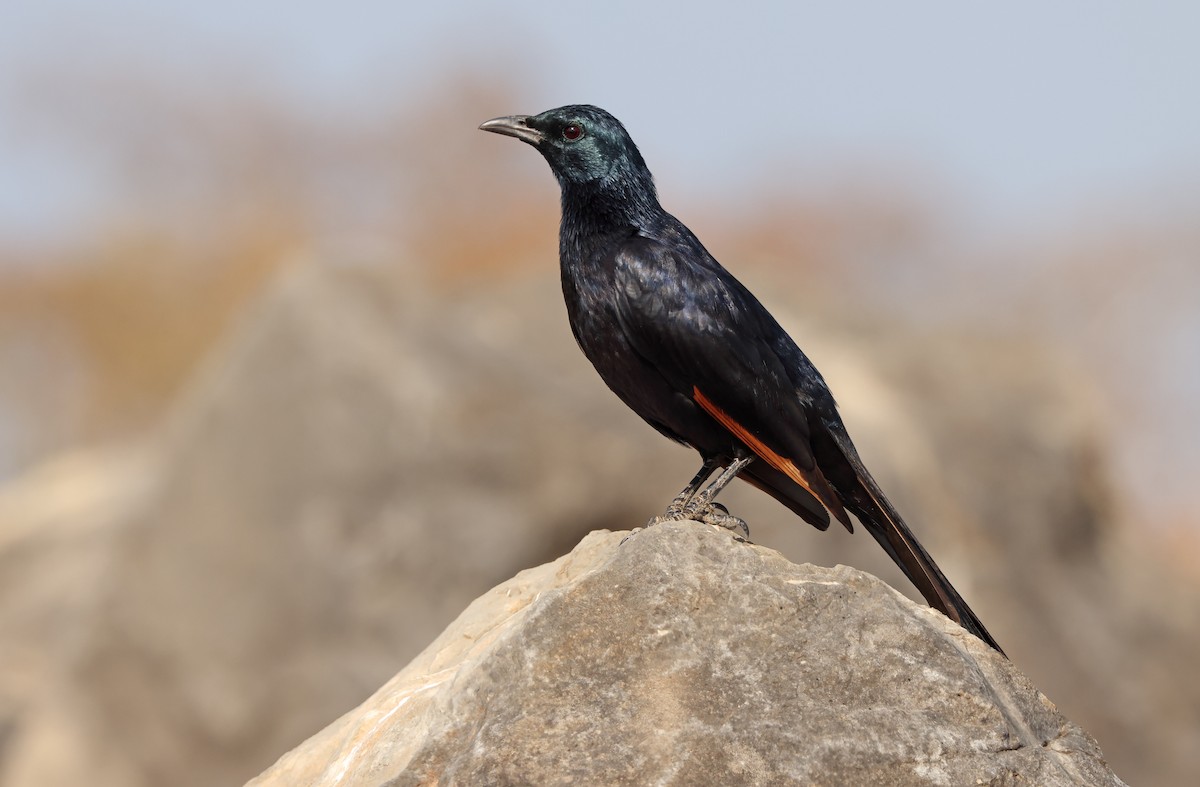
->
[[610, 236, 849, 527]]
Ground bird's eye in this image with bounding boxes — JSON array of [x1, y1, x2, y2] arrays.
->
[[562, 124, 583, 141]]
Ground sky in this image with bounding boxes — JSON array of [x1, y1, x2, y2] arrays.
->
[[2, 1, 1198, 243]]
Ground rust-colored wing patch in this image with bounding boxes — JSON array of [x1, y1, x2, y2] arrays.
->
[[693, 386, 850, 527]]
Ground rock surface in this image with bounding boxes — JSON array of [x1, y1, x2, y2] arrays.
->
[[250, 522, 1125, 787]]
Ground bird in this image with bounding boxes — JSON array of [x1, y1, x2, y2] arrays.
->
[[479, 104, 1003, 655]]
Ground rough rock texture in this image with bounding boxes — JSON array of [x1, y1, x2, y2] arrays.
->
[[0, 261, 1195, 787], [251, 523, 1125, 787]]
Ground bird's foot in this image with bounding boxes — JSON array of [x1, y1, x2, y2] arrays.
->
[[645, 513, 681, 528], [691, 502, 751, 541], [644, 501, 750, 542], [645, 499, 688, 528]]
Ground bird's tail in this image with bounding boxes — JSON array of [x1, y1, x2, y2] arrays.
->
[[845, 472, 1004, 654], [809, 418, 1005, 655]]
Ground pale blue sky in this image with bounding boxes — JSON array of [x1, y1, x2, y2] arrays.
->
[[2, 1, 1198, 242]]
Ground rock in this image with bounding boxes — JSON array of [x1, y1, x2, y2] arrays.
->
[[250, 522, 1125, 787]]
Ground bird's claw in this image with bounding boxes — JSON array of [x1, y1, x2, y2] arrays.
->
[[643, 501, 750, 542], [694, 502, 751, 541], [619, 527, 645, 545]]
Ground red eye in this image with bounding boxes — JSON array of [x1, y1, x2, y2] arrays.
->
[[562, 124, 583, 141]]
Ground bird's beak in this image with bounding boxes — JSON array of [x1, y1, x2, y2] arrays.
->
[[478, 115, 544, 146]]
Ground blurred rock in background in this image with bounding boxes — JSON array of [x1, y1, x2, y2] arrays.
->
[[0, 258, 1197, 786]]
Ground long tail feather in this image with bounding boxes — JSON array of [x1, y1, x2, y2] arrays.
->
[[813, 417, 1005, 655], [844, 474, 1005, 655]]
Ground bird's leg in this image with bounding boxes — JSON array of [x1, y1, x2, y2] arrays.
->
[[639, 457, 721, 540], [662, 457, 722, 517], [684, 455, 755, 512], [643, 456, 754, 540], [677, 456, 754, 538]]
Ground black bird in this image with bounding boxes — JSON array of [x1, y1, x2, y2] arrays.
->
[[480, 105, 1003, 654]]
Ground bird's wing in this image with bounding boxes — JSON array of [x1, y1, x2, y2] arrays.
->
[[611, 237, 849, 526]]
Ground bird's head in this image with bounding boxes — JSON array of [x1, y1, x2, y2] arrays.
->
[[479, 104, 655, 196]]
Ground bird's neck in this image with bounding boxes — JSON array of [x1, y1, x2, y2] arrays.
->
[[558, 177, 662, 253]]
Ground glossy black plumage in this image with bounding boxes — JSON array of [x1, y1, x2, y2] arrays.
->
[[480, 104, 1003, 654]]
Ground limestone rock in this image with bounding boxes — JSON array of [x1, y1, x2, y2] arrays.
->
[[251, 522, 1125, 787]]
